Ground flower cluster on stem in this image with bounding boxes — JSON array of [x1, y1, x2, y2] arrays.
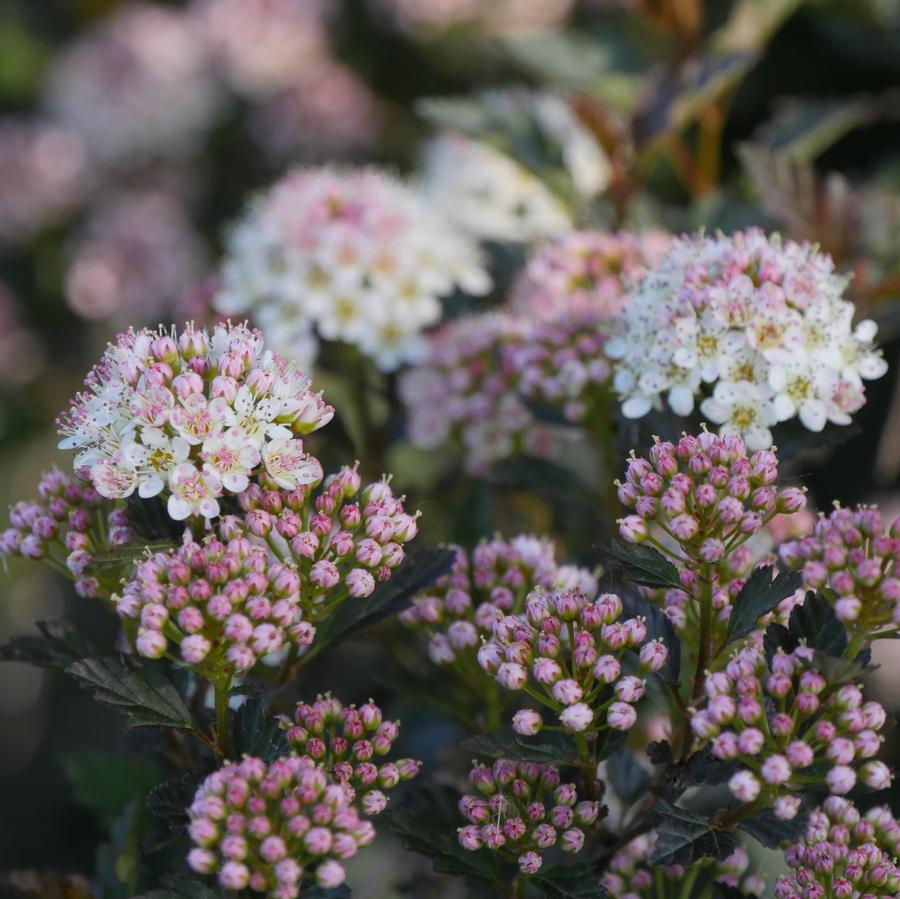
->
[[457, 758, 600, 875]]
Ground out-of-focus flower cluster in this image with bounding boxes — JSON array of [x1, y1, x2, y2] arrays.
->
[[401, 230, 666, 471], [400, 533, 597, 666], [607, 229, 887, 448], [422, 91, 608, 244], [280, 694, 421, 816], [780, 504, 900, 641], [0, 469, 133, 599], [116, 535, 312, 672], [0, 281, 45, 388], [0, 120, 89, 248], [692, 640, 891, 810], [222, 466, 419, 608], [478, 589, 667, 734], [457, 758, 600, 875], [775, 798, 900, 898], [602, 837, 765, 897], [617, 431, 805, 631], [215, 167, 491, 370], [44, 2, 223, 169], [56, 322, 333, 520], [187, 755, 375, 895], [64, 187, 208, 324]]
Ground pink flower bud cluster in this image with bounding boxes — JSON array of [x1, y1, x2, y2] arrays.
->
[[399, 534, 597, 667], [117, 536, 313, 673], [617, 431, 806, 630], [280, 694, 421, 814], [775, 798, 900, 898], [510, 230, 671, 324], [399, 310, 614, 473], [56, 321, 333, 521], [692, 641, 891, 810], [0, 468, 134, 598], [478, 589, 667, 735], [187, 754, 374, 896], [220, 465, 419, 609], [780, 504, 900, 639], [457, 758, 600, 875], [602, 836, 765, 897]]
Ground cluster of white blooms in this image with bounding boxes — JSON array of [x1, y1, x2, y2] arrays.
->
[[56, 322, 333, 521], [607, 229, 887, 449], [214, 167, 491, 371], [43, 2, 223, 168], [421, 92, 609, 245]]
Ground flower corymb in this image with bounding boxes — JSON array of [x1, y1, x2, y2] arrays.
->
[[56, 322, 333, 521]]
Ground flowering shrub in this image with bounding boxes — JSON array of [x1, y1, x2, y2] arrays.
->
[[214, 167, 490, 369], [607, 229, 887, 447]]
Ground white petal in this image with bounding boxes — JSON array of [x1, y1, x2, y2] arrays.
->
[[622, 395, 652, 419], [668, 386, 695, 417], [799, 401, 827, 432], [139, 477, 164, 498], [699, 398, 729, 424], [167, 496, 191, 521], [773, 394, 795, 422]]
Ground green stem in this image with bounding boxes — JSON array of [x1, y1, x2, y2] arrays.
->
[[214, 678, 231, 760]]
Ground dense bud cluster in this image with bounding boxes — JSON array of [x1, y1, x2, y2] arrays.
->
[[478, 588, 667, 735], [0, 468, 133, 598], [780, 504, 900, 640], [214, 167, 490, 370], [222, 466, 419, 610], [692, 640, 890, 809], [617, 431, 805, 630], [457, 758, 600, 874], [775, 798, 900, 898], [56, 322, 333, 520], [280, 694, 421, 815], [187, 755, 375, 896], [399, 534, 597, 666], [602, 837, 765, 897], [117, 536, 312, 672], [607, 228, 887, 448]]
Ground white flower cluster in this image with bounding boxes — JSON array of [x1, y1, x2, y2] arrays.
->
[[421, 93, 608, 244], [44, 2, 222, 167], [214, 167, 491, 371], [56, 322, 333, 521], [606, 229, 888, 449]]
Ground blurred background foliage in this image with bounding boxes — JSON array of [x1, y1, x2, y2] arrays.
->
[[3, 0, 900, 895]]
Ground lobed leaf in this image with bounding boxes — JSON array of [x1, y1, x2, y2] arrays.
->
[[726, 566, 803, 642], [594, 540, 681, 591], [232, 695, 288, 762], [0, 620, 96, 670], [787, 592, 848, 656], [66, 657, 195, 731], [460, 730, 579, 765], [135, 876, 222, 899], [532, 863, 608, 898], [607, 748, 650, 806], [738, 802, 812, 848], [147, 773, 204, 835], [649, 799, 736, 866]]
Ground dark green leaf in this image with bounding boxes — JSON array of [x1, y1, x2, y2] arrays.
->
[[66, 657, 194, 731], [763, 622, 796, 666], [607, 748, 650, 806], [715, 885, 760, 899], [647, 740, 674, 766], [812, 651, 875, 685], [381, 808, 499, 882], [532, 863, 608, 898], [135, 876, 222, 899], [313, 547, 455, 655], [726, 567, 803, 642], [63, 750, 161, 828], [460, 730, 578, 765], [147, 774, 203, 835], [684, 746, 741, 786], [0, 620, 96, 670], [649, 799, 736, 866], [233, 696, 287, 762], [594, 539, 681, 590], [738, 802, 811, 848], [302, 887, 352, 899], [788, 592, 848, 657]]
